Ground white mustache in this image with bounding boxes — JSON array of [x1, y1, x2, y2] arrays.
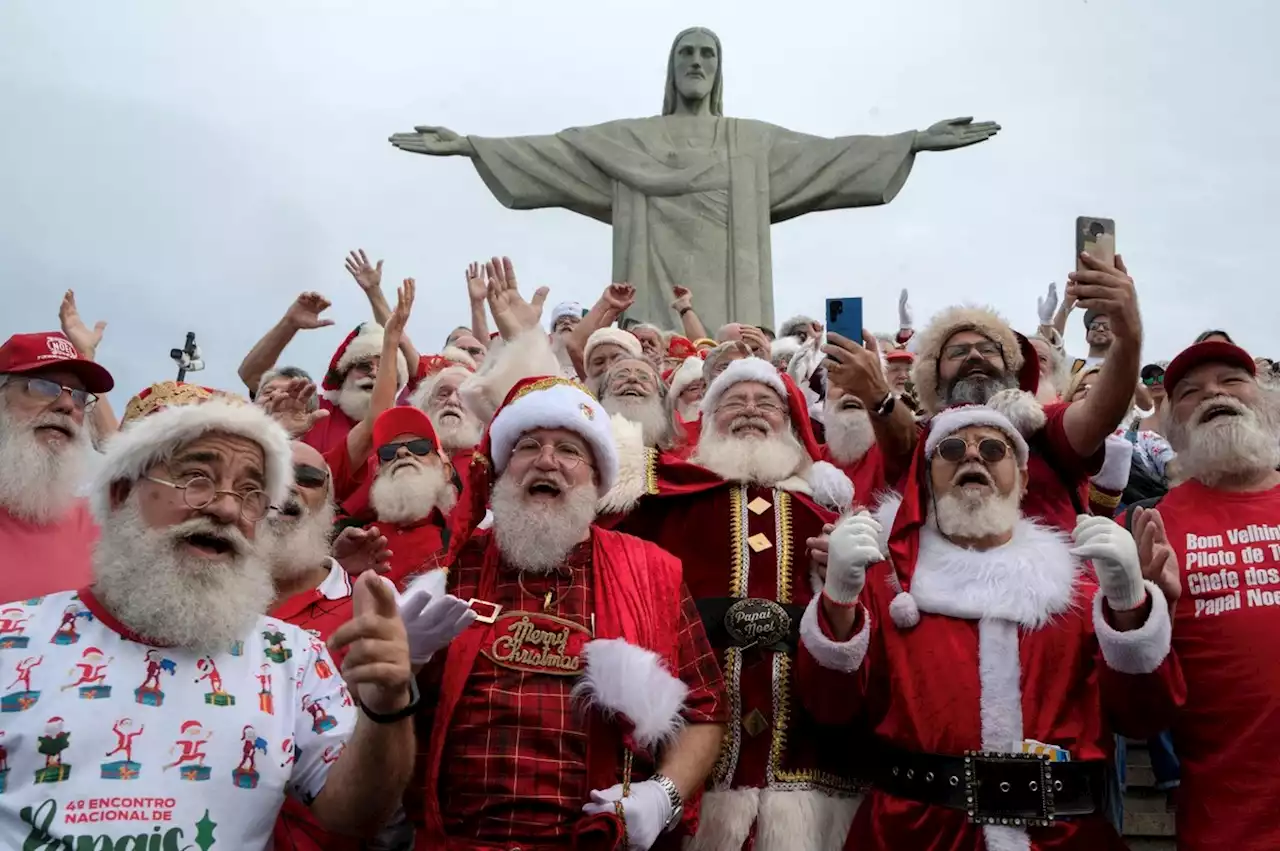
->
[[730, 415, 770, 433], [31, 412, 80, 439], [167, 516, 251, 558], [1192, 395, 1248, 425]]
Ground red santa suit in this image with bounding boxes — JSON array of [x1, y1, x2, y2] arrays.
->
[[606, 359, 863, 851], [820, 442, 888, 510], [797, 408, 1182, 851], [303, 322, 408, 456]]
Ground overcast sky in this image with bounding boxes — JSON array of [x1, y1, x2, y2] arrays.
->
[[2, 0, 1277, 404]]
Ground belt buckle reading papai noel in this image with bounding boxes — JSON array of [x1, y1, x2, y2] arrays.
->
[[724, 598, 792, 650], [481, 611, 591, 676]]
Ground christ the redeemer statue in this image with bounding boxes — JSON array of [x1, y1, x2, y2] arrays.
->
[[390, 27, 998, 331]]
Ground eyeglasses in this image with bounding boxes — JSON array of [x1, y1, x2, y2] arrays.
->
[[293, 464, 330, 489], [377, 439, 436, 463], [1088, 321, 1110, 332], [349, 360, 377, 377], [145, 475, 270, 521], [511, 437, 587, 470], [935, 437, 1011, 464], [16, 376, 98, 411], [719, 399, 786, 417], [942, 341, 1003, 363], [610, 369, 657, 385], [1142, 373, 1165, 387]]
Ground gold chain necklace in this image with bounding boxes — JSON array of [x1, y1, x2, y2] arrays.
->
[[518, 568, 573, 612]]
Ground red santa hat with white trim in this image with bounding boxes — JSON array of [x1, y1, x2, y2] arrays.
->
[[407, 353, 476, 412], [699, 357, 854, 513], [882, 404, 1029, 629], [667, 356, 705, 400], [321, 322, 410, 402]]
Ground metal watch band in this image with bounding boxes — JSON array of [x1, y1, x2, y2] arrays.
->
[[873, 391, 896, 417], [651, 773, 683, 818]]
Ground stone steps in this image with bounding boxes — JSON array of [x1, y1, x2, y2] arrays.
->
[[1121, 739, 1176, 850]]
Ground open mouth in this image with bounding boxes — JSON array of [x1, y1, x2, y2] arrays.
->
[[182, 532, 235, 558], [390, 459, 419, 474], [279, 501, 303, 518], [619, 388, 646, 398], [732, 424, 768, 438], [838, 399, 864, 411], [439, 409, 462, 422], [527, 480, 563, 499], [1201, 404, 1240, 423], [35, 423, 73, 439], [955, 469, 992, 488]]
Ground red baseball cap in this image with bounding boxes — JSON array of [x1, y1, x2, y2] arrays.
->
[[1164, 341, 1256, 395], [885, 349, 915, 363], [0, 332, 114, 394], [373, 405, 440, 454]]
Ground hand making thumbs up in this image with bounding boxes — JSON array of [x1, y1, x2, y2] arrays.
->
[[328, 572, 413, 716]]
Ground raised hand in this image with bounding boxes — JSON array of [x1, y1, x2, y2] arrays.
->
[[1068, 253, 1140, 344], [58, 290, 106, 360], [1072, 515, 1145, 612], [465, 262, 486, 304], [329, 572, 413, 715], [344, 249, 383, 294], [914, 117, 1001, 152], [386, 279, 416, 338], [1037, 283, 1059, 325], [333, 526, 392, 578], [398, 591, 476, 665], [602, 283, 636, 313], [1133, 506, 1181, 606], [740, 325, 771, 359], [284, 291, 335, 331], [388, 126, 475, 157], [260, 377, 330, 438], [824, 512, 884, 605], [671, 285, 694, 313], [823, 330, 891, 408], [898, 288, 912, 330], [806, 523, 836, 580], [485, 256, 549, 337]]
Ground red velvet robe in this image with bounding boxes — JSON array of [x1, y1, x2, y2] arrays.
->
[[366, 511, 448, 591], [820, 443, 889, 511]]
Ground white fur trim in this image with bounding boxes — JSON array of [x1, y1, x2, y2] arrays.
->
[[985, 388, 1047, 437], [441, 346, 477, 371], [1093, 580, 1172, 675], [805, 460, 854, 513], [700, 357, 787, 418], [401, 567, 447, 602], [597, 414, 649, 515], [459, 329, 562, 423], [1092, 434, 1134, 492], [571, 638, 687, 752], [338, 323, 409, 388], [668, 356, 705, 401], [926, 406, 1029, 466], [799, 596, 870, 673], [489, 382, 618, 492], [910, 305, 1023, 415], [407, 364, 472, 412], [978, 617, 1031, 851], [91, 399, 292, 522], [770, 337, 801, 364], [583, 327, 642, 365], [911, 521, 1082, 629], [550, 300, 584, 324], [888, 591, 920, 628], [689, 788, 759, 851], [754, 789, 860, 851]]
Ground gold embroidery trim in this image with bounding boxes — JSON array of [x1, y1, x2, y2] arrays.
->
[[710, 485, 750, 788], [643, 448, 659, 496], [508, 376, 596, 404]]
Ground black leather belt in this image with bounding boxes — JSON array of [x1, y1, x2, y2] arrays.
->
[[695, 597, 803, 653], [872, 743, 1106, 827]]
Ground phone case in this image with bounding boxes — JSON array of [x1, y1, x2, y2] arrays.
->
[[1076, 217, 1116, 270]]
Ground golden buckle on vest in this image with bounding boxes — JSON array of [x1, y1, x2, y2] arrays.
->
[[467, 598, 503, 624]]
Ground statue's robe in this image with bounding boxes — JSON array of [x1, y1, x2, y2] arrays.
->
[[468, 117, 917, 330]]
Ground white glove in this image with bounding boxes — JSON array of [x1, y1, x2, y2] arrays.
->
[[825, 512, 885, 605], [1071, 515, 1145, 611], [898, 288, 913, 330], [582, 780, 671, 850], [398, 592, 477, 665], [1037, 283, 1059, 325]]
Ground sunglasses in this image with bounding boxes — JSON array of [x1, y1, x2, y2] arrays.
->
[[377, 439, 435, 463], [1142, 373, 1165, 387], [935, 436, 1011, 464], [294, 463, 329, 489]]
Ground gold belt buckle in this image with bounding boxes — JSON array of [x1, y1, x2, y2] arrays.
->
[[467, 599, 502, 624]]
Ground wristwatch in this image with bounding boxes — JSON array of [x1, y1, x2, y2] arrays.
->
[[650, 773, 684, 831], [872, 391, 896, 417], [358, 677, 420, 724]]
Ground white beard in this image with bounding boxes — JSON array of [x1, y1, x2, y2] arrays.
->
[[1169, 394, 1280, 487], [370, 460, 456, 525], [336, 379, 374, 422], [490, 475, 597, 575], [693, 423, 808, 487], [263, 499, 336, 582], [602, 394, 668, 447], [676, 401, 701, 423], [91, 496, 273, 652], [0, 398, 90, 523], [429, 406, 483, 453], [824, 407, 875, 465], [931, 486, 1022, 540]]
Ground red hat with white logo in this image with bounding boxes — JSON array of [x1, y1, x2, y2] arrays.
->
[[0, 332, 114, 394]]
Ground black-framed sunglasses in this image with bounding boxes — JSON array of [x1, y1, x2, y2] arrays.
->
[[1141, 372, 1165, 387], [17, 376, 98, 411], [294, 463, 330, 489], [377, 439, 436, 463], [935, 436, 1011, 464]]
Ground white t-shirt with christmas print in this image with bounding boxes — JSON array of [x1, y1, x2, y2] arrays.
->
[[0, 588, 355, 850]]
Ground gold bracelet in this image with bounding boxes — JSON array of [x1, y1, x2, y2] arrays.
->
[[1089, 485, 1122, 510]]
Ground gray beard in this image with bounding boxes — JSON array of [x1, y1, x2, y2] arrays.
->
[[945, 372, 1019, 407], [602, 395, 669, 447], [824, 408, 876, 465], [263, 500, 336, 581], [92, 497, 273, 652], [693, 426, 808, 487], [370, 462, 455, 525], [0, 400, 89, 523], [430, 408, 483, 452], [1169, 397, 1280, 487], [336, 384, 373, 421], [931, 488, 1021, 540], [490, 476, 597, 575]]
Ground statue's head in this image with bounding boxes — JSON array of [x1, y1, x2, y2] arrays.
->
[[663, 27, 723, 116]]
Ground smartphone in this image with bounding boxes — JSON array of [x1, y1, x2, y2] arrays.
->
[[825, 297, 863, 347], [1076, 217, 1116, 270]]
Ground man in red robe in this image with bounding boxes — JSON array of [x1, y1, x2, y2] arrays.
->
[[302, 322, 409, 455], [608, 357, 860, 851], [820, 386, 887, 508], [409, 375, 727, 850], [798, 405, 1182, 850]]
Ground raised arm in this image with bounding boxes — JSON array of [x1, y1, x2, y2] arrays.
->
[[484, 256, 549, 342], [464, 261, 492, 343], [824, 331, 918, 478], [565, 284, 636, 379], [345, 279, 415, 467], [58, 290, 117, 445], [345, 249, 421, 370], [238, 292, 334, 395], [670, 286, 708, 341]]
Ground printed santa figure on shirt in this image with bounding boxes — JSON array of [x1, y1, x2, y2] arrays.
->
[[262, 628, 293, 664], [165, 720, 213, 781], [101, 717, 145, 780], [195, 656, 234, 706], [307, 632, 334, 679], [2, 655, 42, 713], [280, 736, 299, 769], [60, 646, 111, 699], [233, 724, 269, 789], [49, 601, 92, 646], [0, 606, 29, 649], [34, 716, 71, 784], [302, 693, 339, 734], [134, 648, 176, 707], [256, 663, 275, 715]]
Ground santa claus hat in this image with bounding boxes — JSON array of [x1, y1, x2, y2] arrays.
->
[[83, 646, 104, 656], [373, 406, 441, 455], [48, 716, 64, 724], [668, 356, 705, 400], [321, 322, 409, 395], [666, 335, 699, 361], [407, 355, 475, 412], [700, 358, 853, 511], [445, 376, 618, 566], [93, 381, 292, 523], [583, 327, 642, 365], [180, 720, 201, 733], [882, 405, 1027, 630], [909, 305, 1025, 414], [242, 724, 255, 737]]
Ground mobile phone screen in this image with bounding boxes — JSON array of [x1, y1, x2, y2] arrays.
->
[[825, 297, 863, 347]]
